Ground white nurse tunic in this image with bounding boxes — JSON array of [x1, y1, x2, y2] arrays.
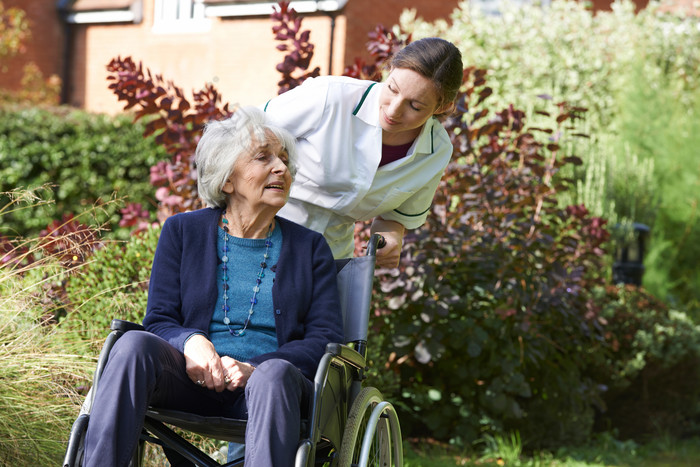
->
[[263, 75, 453, 258]]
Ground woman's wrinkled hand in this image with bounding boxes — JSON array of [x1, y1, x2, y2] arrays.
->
[[183, 334, 228, 392], [221, 356, 255, 390]]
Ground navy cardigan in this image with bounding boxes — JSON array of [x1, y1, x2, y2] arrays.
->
[[143, 208, 343, 380]]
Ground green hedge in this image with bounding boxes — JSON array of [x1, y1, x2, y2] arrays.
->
[[593, 286, 700, 440], [0, 105, 166, 238], [402, 0, 700, 314], [356, 1, 700, 446], [62, 226, 161, 343]]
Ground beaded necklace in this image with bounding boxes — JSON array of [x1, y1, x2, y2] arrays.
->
[[221, 209, 273, 337]]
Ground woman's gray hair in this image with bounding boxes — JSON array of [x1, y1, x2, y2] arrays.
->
[[195, 106, 298, 208]]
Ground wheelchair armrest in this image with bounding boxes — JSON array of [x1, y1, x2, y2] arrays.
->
[[325, 342, 366, 370], [110, 319, 145, 333]]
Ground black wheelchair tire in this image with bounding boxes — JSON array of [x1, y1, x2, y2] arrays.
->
[[337, 387, 402, 467], [127, 439, 145, 467], [63, 413, 88, 467]]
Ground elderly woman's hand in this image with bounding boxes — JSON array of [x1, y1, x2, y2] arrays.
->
[[221, 356, 255, 390], [183, 334, 228, 392]]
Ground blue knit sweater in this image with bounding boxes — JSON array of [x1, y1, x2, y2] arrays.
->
[[208, 226, 282, 361], [143, 208, 343, 380]]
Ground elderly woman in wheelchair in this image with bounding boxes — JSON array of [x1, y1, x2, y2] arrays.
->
[[80, 106, 343, 466]]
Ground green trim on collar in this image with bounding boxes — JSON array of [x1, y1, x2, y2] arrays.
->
[[394, 205, 431, 217], [353, 82, 378, 115], [263, 99, 271, 112]]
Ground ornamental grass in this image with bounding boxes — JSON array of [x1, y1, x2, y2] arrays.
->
[[0, 190, 95, 464]]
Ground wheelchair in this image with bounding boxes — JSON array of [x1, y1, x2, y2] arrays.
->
[[63, 234, 402, 467]]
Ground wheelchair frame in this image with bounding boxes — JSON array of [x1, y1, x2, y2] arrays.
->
[[63, 234, 402, 467]]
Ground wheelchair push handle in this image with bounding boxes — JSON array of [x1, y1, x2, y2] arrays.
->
[[366, 233, 386, 257]]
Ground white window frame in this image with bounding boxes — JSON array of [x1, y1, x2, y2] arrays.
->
[[204, 0, 348, 18], [152, 0, 211, 34], [471, 0, 552, 16]]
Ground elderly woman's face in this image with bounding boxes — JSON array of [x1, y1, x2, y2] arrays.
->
[[222, 132, 292, 213]]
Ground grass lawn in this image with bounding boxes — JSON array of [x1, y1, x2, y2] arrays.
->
[[403, 434, 700, 466]]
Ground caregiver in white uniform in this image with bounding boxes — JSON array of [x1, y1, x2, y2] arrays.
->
[[263, 37, 463, 268]]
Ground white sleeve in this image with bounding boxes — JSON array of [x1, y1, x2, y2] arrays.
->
[[379, 132, 453, 230], [378, 168, 445, 229], [262, 77, 330, 139]]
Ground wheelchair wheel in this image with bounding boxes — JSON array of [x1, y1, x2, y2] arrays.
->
[[63, 414, 88, 467], [338, 387, 402, 467], [128, 439, 145, 467]]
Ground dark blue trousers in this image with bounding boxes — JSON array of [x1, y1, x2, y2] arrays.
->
[[83, 330, 312, 467]]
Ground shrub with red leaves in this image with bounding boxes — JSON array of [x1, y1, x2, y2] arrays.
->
[[343, 25, 410, 81], [271, 1, 321, 94], [37, 214, 99, 266], [119, 202, 156, 235], [106, 57, 232, 222], [369, 66, 613, 447], [0, 234, 29, 266]]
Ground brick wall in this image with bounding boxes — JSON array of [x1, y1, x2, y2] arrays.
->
[[342, 0, 461, 66], [1, 0, 461, 112], [67, 6, 338, 113], [0, 0, 65, 92], [589, 0, 649, 11], [3, 0, 686, 114], [0, 0, 340, 113]]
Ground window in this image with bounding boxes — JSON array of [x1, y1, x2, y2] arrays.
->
[[65, 0, 141, 24], [153, 0, 211, 33], [470, 0, 551, 16]]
